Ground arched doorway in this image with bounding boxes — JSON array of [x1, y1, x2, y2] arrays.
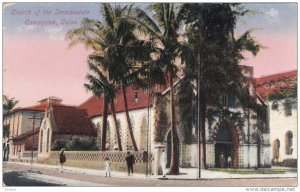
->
[[252, 131, 262, 168], [257, 133, 262, 168], [256, 132, 263, 168], [166, 130, 179, 168], [285, 131, 293, 155], [272, 139, 280, 163], [214, 122, 240, 168]]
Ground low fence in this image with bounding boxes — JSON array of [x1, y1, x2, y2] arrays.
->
[[9, 151, 38, 163], [38, 151, 154, 174]]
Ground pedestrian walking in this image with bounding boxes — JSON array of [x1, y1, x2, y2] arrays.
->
[[59, 149, 66, 172], [104, 157, 111, 177], [125, 152, 135, 176], [161, 149, 167, 177]]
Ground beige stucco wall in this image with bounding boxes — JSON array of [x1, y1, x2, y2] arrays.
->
[[91, 107, 156, 151], [4, 111, 43, 138], [4, 110, 43, 157], [269, 100, 297, 162]]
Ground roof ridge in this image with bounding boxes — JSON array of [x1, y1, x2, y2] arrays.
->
[[78, 95, 97, 108], [256, 70, 297, 79], [52, 104, 77, 108]]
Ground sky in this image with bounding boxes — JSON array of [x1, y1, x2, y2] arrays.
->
[[2, 2, 298, 107]]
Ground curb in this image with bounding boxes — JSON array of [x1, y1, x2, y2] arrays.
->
[[5, 162, 297, 181]]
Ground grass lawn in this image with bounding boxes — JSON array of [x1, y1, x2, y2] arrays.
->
[[208, 168, 293, 174]]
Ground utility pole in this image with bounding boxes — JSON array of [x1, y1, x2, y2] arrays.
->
[[247, 101, 250, 168], [146, 64, 153, 177], [146, 85, 150, 177], [197, 50, 202, 179], [28, 113, 44, 169]]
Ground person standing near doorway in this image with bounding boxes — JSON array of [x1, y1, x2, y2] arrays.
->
[[219, 152, 225, 168], [227, 155, 232, 168]]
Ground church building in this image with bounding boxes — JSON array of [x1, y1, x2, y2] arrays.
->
[[79, 66, 271, 169]]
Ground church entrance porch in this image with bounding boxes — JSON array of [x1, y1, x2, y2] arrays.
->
[[215, 142, 232, 168], [208, 121, 241, 168]]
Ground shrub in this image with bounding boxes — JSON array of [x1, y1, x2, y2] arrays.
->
[[52, 140, 67, 150], [283, 159, 297, 168], [65, 136, 98, 151]]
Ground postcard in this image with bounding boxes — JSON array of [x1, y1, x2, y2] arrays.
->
[[2, 2, 297, 191]]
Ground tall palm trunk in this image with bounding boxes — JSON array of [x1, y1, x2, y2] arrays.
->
[[199, 91, 207, 169], [168, 70, 180, 175], [121, 83, 138, 151], [111, 101, 122, 151], [198, 51, 207, 169], [101, 94, 109, 151]]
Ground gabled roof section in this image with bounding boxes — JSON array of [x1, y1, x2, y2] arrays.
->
[[50, 105, 96, 136], [19, 105, 49, 111], [256, 70, 297, 85], [4, 97, 65, 116], [4, 105, 48, 116], [11, 128, 40, 141]]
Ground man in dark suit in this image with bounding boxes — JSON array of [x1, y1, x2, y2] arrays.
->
[[125, 151, 135, 176]]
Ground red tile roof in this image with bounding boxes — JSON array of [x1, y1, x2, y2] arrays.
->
[[5, 98, 65, 115], [255, 70, 297, 99], [11, 128, 40, 141], [20, 104, 49, 111], [6, 105, 48, 115], [51, 105, 96, 136], [79, 86, 153, 118]]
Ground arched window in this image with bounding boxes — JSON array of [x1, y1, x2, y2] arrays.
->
[[112, 119, 122, 150], [117, 119, 121, 141], [40, 130, 43, 153], [271, 100, 279, 110], [106, 121, 111, 150], [222, 93, 229, 107], [283, 99, 292, 116], [125, 116, 136, 150], [285, 131, 293, 155], [95, 122, 101, 148], [46, 129, 50, 152], [228, 93, 236, 108], [272, 139, 280, 162], [139, 115, 147, 150]]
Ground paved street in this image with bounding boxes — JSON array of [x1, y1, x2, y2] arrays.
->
[[2, 162, 297, 187]]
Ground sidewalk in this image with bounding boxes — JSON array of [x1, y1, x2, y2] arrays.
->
[[8, 162, 297, 180]]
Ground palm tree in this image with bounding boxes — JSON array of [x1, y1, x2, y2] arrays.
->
[[3, 95, 18, 114], [65, 17, 122, 151], [66, 3, 152, 151], [95, 3, 155, 151], [3, 95, 18, 139], [87, 55, 123, 151], [179, 3, 262, 169], [128, 3, 191, 174], [84, 59, 114, 151]]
